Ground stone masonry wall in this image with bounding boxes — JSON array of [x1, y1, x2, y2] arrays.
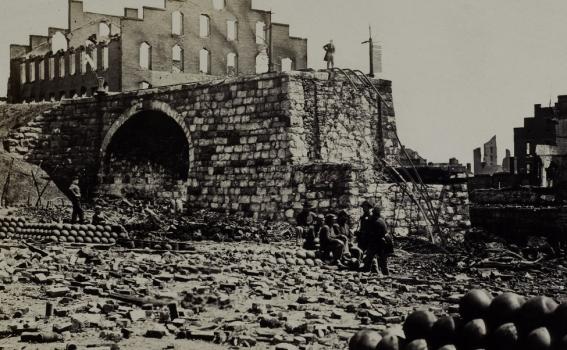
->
[[371, 182, 471, 236], [2, 71, 469, 230], [286, 162, 470, 235], [286, 73, 399, 167]]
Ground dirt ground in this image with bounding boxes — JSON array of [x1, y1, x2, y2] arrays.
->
[[0, 236, 566, 350]]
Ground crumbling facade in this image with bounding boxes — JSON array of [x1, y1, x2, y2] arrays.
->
[[513, 97, 567, 188], [7, 0, 308, 103], [3, 71, 470, 234], [473, 136, 504, 176]]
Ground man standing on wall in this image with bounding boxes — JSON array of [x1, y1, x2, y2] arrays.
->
[[323, 40, 336, 69], [69, 177, 84, 224]]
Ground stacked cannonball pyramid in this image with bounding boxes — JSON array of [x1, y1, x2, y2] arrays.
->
[[0, 216, 127, 244], [349, 289, 567, 350]]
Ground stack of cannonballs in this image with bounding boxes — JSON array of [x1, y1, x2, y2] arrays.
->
[[349, 289, 567, 350], [0, 216, 127, 244]]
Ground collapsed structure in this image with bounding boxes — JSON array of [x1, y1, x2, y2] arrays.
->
[[469, 96, 567, 239], [7, 0, 307, 103]]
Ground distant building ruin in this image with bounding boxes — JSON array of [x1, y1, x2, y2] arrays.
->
[[7, 0, 308, 103], [513, 97, 567, 188], [473, 136, 505, 176]]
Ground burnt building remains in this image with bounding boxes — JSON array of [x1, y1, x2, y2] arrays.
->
[[473, 136, 506, 176], [7, 0, 308, 103], [513, 97, 567, 188]]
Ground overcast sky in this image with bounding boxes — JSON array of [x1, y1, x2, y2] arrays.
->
[[2, 0, 567, 165]]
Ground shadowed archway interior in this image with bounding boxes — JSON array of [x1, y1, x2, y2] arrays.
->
[[102, 110, 189, 197]]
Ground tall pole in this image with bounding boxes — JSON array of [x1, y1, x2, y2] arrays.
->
[[369, 26, 374, 77], [362, 26, 375, 77], [268, 10, 274, 72]]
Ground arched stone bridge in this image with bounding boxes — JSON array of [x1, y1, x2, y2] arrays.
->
[[4, 72, 399, 220]]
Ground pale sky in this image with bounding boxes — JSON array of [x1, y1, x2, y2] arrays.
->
[[3, 0, 567, 165]]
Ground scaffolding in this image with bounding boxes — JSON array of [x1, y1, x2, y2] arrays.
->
[[327, 67, 442, 243]]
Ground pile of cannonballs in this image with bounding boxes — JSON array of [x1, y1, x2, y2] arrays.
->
[[0, 216, 127, 244], [349, 289, 567, 350]]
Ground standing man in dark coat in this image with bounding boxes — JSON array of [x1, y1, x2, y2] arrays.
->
[[323, 40, 336, 69], [357, 200, 374, 252], [363, 206, 390, 275], [69, 177, 84, 224]]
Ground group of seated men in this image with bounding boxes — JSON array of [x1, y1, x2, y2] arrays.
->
[[295, 200, 392, 275]]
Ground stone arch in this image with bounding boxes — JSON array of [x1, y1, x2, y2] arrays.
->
[[100, 100, 193, 166]]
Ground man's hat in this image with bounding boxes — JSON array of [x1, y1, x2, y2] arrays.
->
[[361, 200, 373, 208], [325, 214, 337, 221], [315, 214, 325, 221]]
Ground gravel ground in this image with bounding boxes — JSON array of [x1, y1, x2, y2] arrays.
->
[[0, 239, 566, 350]]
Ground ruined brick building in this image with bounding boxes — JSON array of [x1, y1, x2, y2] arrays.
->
[[514, 96, 567, 188], [7, 0, 307, 103], [473, 136, 506, 176]]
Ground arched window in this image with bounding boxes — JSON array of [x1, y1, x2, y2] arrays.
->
[[69, 53, 76, 75], [20, 63, 26, 83], [281, 58, 293, 72], [199, 48, 210, 74], [212, 0, 225, 10], [102, 47, 109, 70], [200, 15, 210, 38], [39, 60, 45, 80], [255, 50, 269, 74], [49, 57, 55, 80], [29, 61, 36, 82], [256, 22, 265, 44], [51, 32, 68, 52], [99, 22, 110, 39], [227, 20, 238, 41], [172, 45, 184, 72], [139, 42, 151, 69], [172, 11, 183, 35], [227, 52, 237, 75], [59, 56, 65, 77]]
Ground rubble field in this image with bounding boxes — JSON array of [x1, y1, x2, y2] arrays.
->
[[0, 231, 566, 350]]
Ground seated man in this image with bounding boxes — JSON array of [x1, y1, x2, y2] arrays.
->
[[319, 214, 345, 264], [91, 206, 107, 225], [296, 202, 317, 248]]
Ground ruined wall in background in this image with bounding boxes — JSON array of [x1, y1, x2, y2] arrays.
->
[[372, 182, 471, 236], [470, 206, 565, 239]]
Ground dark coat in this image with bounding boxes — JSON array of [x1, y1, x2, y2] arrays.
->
[[323, 43, 335, 61]]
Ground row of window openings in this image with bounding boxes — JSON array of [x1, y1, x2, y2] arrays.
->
[[25, 85, 108, 102], [139, 44, 294, 75], [172, 12, 266, 44], [20, 48, 109, 84]]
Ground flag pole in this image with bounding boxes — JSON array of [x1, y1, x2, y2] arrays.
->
[[369, 26, 374, 77], [362, 26, 374, 77]]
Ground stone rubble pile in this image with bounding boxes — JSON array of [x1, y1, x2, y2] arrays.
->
[[0, 237, 565, 350]]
